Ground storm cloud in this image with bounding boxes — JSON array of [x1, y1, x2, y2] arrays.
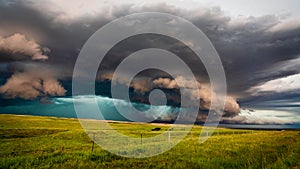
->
[[0, 32, 66, 99], [0, 33, 49, 62], [0, 0, 299, 124], [0, 70, 66, 100], [153, 77, 240, 115]]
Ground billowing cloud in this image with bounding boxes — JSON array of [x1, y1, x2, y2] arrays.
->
[[0, 33, 48, 62], [0, 32, 66, 100], [153, 77, 179, 89], [224, 97, 240, 115], [153, 76, 240, 116], [97, 72, 153, 94], [0, 70, 66, 100]]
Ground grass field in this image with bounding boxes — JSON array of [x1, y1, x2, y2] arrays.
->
[[0, 114, 299, 169]]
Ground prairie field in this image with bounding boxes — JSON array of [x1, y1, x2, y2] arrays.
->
[[0, 114, 299, 169]]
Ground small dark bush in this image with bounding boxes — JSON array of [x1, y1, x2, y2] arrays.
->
[[151, 127, 161, 131]]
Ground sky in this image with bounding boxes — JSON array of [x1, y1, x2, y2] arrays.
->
[[0, 0, 300, 125], [197, 0, 300, 17]]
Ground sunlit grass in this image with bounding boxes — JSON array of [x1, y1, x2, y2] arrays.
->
[[0, 114, 299, 168]]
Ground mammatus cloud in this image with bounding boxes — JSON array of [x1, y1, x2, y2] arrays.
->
[[0, 70, 66, 99], [0, 33, 49, 61]]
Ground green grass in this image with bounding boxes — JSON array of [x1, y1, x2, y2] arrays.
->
[[0, 114, 299, 169]]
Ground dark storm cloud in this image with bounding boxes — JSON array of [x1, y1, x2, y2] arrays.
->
[[0, 1, 107, 66], [0, 1, 300, 117], [0, 2, 70, 99], [0, 62, 67, 100]]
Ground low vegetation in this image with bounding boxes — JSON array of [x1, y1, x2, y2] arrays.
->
[[0, 114, 299, 169]]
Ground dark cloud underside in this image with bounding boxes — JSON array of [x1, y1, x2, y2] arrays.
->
[[0, 0, 300, 124]]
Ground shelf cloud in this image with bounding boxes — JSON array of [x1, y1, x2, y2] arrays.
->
[[0, 0, 299, 124]]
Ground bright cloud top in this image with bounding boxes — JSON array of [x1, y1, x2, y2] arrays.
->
[[249, 73, 300, 95]]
